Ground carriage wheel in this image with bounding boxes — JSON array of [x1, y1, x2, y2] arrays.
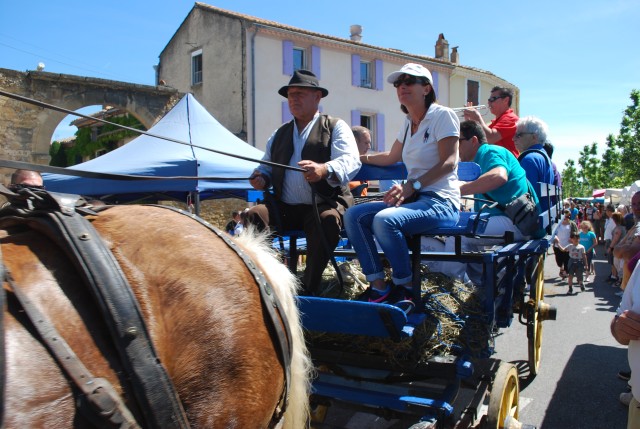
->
[[527, 254, 545, 378], [486, 362, 519, 429]]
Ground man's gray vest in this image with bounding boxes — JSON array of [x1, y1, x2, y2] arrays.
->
[[270, 115, 353, 213]]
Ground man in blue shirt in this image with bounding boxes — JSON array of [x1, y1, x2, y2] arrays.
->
[[444, 120, 537, 285], [513, 116, 555, 213]]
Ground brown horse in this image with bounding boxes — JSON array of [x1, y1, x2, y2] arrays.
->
[[1, 204, 311, 428]]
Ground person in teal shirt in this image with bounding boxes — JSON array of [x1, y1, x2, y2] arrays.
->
[[443, 120, 539, 285], [579, 220, 598, 280]]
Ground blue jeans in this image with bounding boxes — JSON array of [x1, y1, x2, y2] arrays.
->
[[344, 192, 459, 286]]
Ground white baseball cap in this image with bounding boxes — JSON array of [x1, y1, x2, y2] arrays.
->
[[387, 63, 433, 84]]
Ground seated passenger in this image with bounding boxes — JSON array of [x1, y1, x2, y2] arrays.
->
[[513, 116, 555, 213], [344, 63, 460, 304], [443, 120, 538, 286]]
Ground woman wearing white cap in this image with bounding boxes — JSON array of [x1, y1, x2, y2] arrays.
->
[[344, 63, 460, 304]]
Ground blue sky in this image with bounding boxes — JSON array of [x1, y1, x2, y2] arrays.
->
[[1, 0, 638, 173]]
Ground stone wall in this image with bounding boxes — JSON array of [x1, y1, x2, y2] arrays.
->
[[0, 67, 179, 182]]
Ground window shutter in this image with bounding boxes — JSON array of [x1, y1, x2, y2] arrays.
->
[[311, 46, 321, 78], [282, 40, 293, 76], [375, 59, 383, 90], [282, 101, 292, 123], [431, 70, 439, 97], [351, 110, 360, 126], [376, 114, 385, 151], [351, 54, 360, 87]]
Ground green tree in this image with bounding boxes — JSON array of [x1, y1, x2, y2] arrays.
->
[[601, 134, 624, 188], [49, 140, 68, 167], [616, 89, 640, 184], [561, 159, 581, 198], [561, 89, 640, 196], [577, 142, 601, 192]]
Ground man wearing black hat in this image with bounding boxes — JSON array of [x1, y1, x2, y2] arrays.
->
[[246, 70, 361, 295]]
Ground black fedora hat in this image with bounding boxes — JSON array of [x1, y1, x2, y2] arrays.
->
[[278, 69, 328, 98]]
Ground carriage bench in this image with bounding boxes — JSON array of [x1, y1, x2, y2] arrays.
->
[[249, 162, 492, 273]]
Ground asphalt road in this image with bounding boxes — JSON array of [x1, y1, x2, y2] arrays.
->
[[492, 243, 629, 429], [316, 243, 630, 428]]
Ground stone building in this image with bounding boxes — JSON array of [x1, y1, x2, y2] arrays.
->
[[156, 3, 519, 152]]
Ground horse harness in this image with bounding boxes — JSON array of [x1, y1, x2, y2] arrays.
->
[[0, 187, 293, 428]]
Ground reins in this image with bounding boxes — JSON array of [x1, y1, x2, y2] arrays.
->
[[1, 90, 349, 291]]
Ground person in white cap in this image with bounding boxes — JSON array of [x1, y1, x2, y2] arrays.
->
[[344, 63, 460, 304]]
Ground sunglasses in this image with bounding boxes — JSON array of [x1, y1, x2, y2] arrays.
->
[[393, 76, 425, 88], [8, 184, 45, 192], [488, 95, 507, 103]]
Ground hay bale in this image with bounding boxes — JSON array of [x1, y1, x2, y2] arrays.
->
[[307, 264, 492, 364]]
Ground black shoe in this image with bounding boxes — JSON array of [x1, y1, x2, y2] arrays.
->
[[568, 287, 573, 294], [389, 286, 414, 303], [386, 286, 415, 314], [357, 285, 394, 303], [618, 370, 632, 381]]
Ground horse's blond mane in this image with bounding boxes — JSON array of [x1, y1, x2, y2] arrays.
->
[[234, 227, 312, 429]]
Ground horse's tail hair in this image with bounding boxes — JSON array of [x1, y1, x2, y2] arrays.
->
[[234, 227, 312, 429]]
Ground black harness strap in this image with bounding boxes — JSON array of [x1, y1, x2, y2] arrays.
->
[[0, 190, 190, 429], [152, 205, 293, 427], [3, 270, 141, 429]]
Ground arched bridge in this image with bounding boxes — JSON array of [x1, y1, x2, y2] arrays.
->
[[0, 68, 181, 176]]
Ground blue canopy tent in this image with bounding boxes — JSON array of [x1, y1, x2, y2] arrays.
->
[[44, 94, 264, 208]]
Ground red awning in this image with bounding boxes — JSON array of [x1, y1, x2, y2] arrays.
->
[[592, 189, 605, 198]]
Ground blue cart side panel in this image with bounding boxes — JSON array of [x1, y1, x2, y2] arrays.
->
[[298, 297, 426, 339]]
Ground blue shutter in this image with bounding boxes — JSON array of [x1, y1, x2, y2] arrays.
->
[[282, 40, 293, 76], [431, 70, 439, 98], [311, 46, 321, 78], [351, 54, 360, 87], [376, 114, 385, 151], [351, 110, 360, 126], [375, 59, 383, 91], [282, 101, 292, 123]]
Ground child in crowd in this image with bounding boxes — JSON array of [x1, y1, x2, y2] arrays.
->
[[579, 220, 598, 280], [559, 232, 588, 294], [553, 209, 578, 279]]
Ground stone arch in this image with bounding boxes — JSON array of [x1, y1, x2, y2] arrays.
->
[[0, 67, 181, 177]]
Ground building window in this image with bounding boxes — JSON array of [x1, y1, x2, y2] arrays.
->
[[360, 61, 372, 88], [352, 56, 382, 90], [95, 149, 107, 158], [352, 112, 380, 151], [467, 80, 479, 106], [284, 41, 319, 75], [293, 47, 306, 71], [191, 49, 203, 85]]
